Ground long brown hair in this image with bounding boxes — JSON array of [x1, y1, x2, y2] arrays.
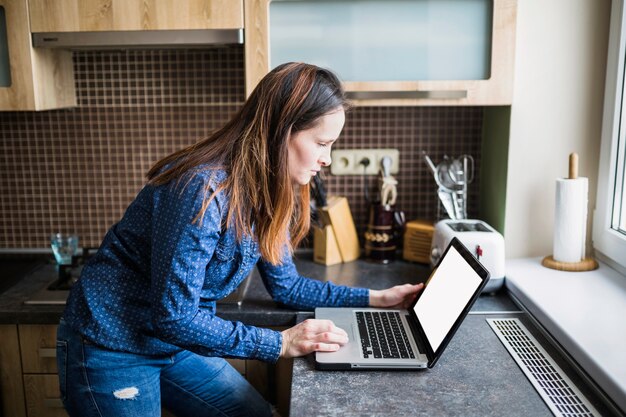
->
[[147, 62, 348, 264]]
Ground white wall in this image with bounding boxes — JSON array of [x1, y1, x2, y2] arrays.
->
[[505, 0, 611, 258]]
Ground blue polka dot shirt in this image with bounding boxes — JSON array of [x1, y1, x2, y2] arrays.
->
[[62, 168, 370, 363]]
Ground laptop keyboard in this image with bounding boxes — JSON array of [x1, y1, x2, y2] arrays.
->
[[356, 311, 416, 359]]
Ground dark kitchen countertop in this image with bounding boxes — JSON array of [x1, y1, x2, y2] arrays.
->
[[292, 313, 527, 417], [284, 259, 618, 417], [289, 310, 618, 417], [0, 251, 517, 325], [0, 258, 45, 295], [0, 252, 618, 416]]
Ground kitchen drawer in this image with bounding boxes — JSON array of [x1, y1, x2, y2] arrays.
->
[[23, 374, 67, 417], [19, 325, 58, 374]]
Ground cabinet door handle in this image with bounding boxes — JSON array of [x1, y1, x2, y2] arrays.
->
[[345, 90, 468, 100], [43, 398, 64, 408], [38, 348, 57, 358]]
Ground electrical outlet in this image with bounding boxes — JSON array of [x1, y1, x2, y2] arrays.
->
[[330, 148, 399, 175]]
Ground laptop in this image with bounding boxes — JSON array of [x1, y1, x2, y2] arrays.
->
[[315, 237, 490, 370]]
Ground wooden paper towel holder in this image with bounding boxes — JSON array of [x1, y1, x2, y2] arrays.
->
[[541, 255, 598, 272], [542, 153, 598, 272]]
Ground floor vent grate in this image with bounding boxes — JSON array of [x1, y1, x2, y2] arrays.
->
[[487, 318, 600, 417]]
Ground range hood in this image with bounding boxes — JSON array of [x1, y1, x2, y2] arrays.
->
[[32, 29, 243, 49]]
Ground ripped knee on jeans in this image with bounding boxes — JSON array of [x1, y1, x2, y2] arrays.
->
[[113, 387, 139, 400]]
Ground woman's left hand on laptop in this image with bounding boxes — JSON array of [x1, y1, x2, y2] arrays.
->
[[369, 283, 425, 309]]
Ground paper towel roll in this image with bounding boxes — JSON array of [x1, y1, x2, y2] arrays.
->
[[553, 177, 588, 263]]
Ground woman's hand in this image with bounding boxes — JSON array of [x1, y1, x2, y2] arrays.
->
[[280, 319, 349, 358], [369, 283, 425, 309]]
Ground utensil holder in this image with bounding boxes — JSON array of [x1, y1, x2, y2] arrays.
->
[[364, 204, 405, 264]]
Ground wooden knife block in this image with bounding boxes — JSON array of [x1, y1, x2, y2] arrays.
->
[[313, 225, 342, 266], [314, 196, 361, 264]]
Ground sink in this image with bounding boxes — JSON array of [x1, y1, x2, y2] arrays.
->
[[24, 269, 253, 306], [23, 263, 83, 305], [24, 280, 70, 305], [0, 259, 46, 295]]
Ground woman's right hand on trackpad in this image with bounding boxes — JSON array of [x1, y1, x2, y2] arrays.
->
[[280, 319, 349, 358]]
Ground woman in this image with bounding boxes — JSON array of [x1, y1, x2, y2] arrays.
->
[[57, 62, 423, 417]]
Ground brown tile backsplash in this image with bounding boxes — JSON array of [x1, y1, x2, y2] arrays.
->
[[0, 46, 482, 249]]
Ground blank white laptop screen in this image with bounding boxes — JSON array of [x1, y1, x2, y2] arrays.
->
[[412, 245, 483, 351]]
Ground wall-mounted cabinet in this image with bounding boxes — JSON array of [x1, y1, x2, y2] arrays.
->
[[0, 0, 243, 112], [0, 0, 75, 111], [245, 0, 517, 106], [28, 0, 243, 32]]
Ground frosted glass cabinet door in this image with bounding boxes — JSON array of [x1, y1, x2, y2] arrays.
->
[[270, 0, 492, 82], [244, 0, 517, 106]]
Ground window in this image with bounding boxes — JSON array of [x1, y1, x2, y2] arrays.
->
[[593, 0, 626, 272], [616, 119, 626, 233]]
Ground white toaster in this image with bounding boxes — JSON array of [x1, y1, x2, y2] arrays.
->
[[430, 219, 505, 293]]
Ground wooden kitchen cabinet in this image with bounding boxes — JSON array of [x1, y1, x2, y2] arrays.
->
[[245, 0, 517, 106], [0, 0, 242, 111], [0, 0, 75, 111], [0, 325, 27, 417], [28, 0, 243, 32], [20, 325, 59, 374], [23, 375, 66, 417], [18, 325, 67, 417], [1, 324, 284, 416]]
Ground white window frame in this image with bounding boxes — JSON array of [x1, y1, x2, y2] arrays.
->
[[594, 0, 626, 273]]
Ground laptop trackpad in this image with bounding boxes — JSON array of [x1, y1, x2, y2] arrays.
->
[[351, 322, 359, 342], [315, 311, 361, 359], [322, 319, 358, 347]]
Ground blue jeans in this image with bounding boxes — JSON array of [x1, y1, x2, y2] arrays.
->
[[56, 320, 272, 417]]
